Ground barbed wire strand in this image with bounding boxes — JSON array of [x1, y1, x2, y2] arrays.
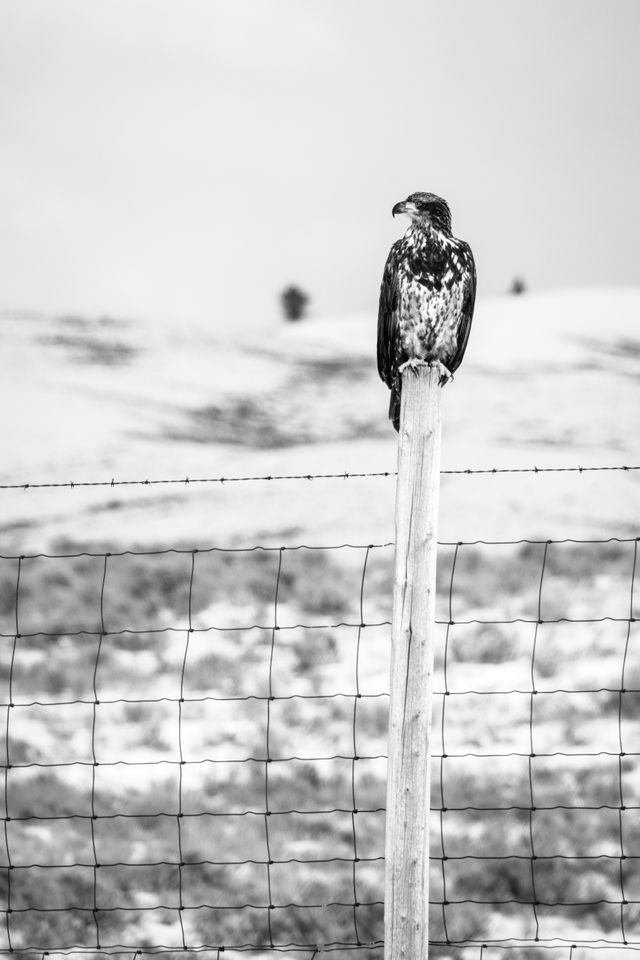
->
[[1, 463, 640, 492]]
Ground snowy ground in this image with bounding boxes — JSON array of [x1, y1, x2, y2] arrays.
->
[[1, 286, 639, 551]]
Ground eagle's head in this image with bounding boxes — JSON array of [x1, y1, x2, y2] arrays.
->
[[392, 192, 452, 235]]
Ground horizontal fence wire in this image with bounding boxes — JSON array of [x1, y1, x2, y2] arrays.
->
[[0, 463, 639, 491], [0, 535, 639, 956], [0, 950, 638, 960]]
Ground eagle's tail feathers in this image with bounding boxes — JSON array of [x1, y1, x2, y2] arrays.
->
[[389, 386, 401, 432]]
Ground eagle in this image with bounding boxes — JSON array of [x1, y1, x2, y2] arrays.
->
[[377, 192, 476, 430]]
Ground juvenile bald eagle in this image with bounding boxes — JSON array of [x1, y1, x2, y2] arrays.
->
[[377, 192, 476, 430]]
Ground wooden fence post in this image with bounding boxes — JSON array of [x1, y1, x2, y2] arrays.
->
[[384, 362, 443, 960]]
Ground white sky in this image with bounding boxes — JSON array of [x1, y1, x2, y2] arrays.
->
[[1, 0, 639, 329]]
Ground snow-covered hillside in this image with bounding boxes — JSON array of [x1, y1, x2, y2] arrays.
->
[[1, 287, 639, 549]]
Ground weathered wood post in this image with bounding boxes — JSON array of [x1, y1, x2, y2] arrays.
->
[[384, 362, 443, 960]]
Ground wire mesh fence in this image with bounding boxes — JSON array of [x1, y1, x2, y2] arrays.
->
[[0, 532, 638, 956]]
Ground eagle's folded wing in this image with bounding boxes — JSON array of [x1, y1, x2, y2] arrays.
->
[[449, 241, 477, 374], [377, 239, 402, 387]]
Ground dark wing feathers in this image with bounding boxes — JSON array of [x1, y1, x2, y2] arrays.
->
[[448, 241, 476, 374], [377, 240, 402, 387]]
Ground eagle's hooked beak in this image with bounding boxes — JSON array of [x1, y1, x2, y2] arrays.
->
[[392, 200, 419, 218]]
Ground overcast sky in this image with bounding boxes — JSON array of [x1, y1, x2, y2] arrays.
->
[[1, 0, 639, 329]]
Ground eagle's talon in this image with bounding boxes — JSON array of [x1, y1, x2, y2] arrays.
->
[[398, 358, 428, 375], [398, 358, 453, 386]]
